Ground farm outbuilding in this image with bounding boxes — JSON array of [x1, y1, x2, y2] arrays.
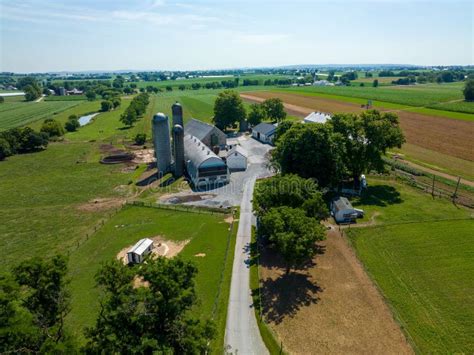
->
[[184, 119, 227, 149], [252, 122, 276, 144], [226, 145, 248, 171], [330, 197, 364, 224], [304, 111, 331, 124], [127, 238, 154, 264], [184, 134, 229, 188]]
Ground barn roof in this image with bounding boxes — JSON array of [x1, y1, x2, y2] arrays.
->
[[184, 119, 224, 142], [128, 238, 154, 256], [332, 197, 353, 212], [227, 145, 248, 158], [253, 122, 276, 136], [304, 111, 331, 124], [184, 134, 226, 168]]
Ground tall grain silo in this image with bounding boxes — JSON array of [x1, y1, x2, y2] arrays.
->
[[172, 102, 183, 127], [172, 124, 185, 177], [152, 113, 171, 174]]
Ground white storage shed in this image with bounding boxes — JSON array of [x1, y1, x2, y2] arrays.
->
[[330, 197, 364, 224], [127, 238, 154, 264], [226, 145, 248, 171]]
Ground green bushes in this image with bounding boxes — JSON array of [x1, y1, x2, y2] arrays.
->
[[40, 118, 65, 138], [0, 127, 49, 160], [64, 114, 80, 132]]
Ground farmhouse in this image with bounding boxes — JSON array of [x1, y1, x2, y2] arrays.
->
[[304, 111, 331, 124], [127, 238, 154, 264], [184, 119, 227, 149], [184, 134, 229, 188], [330, 197, 364, 223], [226, 145, 248, 171], [252, 122, 276, 144]]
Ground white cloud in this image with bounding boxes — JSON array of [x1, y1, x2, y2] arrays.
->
[[234, 33, 290, 45]]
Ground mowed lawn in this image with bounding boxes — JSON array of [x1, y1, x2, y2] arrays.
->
[[67, 205, 236, 354], [348, 178, 473, 353], [0, 100, 80, 129]]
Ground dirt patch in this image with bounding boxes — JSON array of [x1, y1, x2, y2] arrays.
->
[[116, 236, 190, 264], [77, 198, 124, 212], [132, 149, 155, 164], [241, 92, 474, 162], [159, 192, 216, 204], [259, 229, 413, 354], [194, 253, 206, 257], [224, 215, 234, 224]]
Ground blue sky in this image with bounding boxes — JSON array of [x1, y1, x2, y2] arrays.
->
[[0, 0, 472, 72]]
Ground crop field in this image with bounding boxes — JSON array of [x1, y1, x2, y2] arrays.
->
[[67, 205, 236, 353], [0, 100, 80, 130], [45, 94, 87, 101], [348, 178, 473, 353], [277, 82, 473, 114]]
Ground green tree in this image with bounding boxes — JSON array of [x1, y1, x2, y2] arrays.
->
[[64, 116, 80, 132], [212, 90, 246, 130], [272, 123, 346, 187], [101, 100, 112, 112], [463, 79, 474, 101], [19, 128, 49, 152], [273, 120, 294, 144], [120, 109, 137, 127], [253, 174, 328, 219], [85, 258, 215, 353], [41, 118, 65, 138], [85, 90, 96, 101], [0, 96, 4, 104], [0, 138, 12, 160], [372, 79, 379, 87], [134, 133, 147, 145], [166, 85, 173, 91], [330, 110, 405, 186], [262, 98, 286, 122], [247, 103, 266, 126], [10, 255, 73, 351], [259, 206, 326, 273], [24, 84, 42, 101], [178, 84, 186, 91], [112, 97, 121, 109]]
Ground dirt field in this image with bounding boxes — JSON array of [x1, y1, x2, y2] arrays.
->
[[259, 228, 413, 354], [241, 92, 474, 162], [116, 236, 189, 264]]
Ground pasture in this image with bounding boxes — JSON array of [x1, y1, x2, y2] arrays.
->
[[348, 179, 473, 352], [67, 205, 237, 354], [0, 100, 80, 130]]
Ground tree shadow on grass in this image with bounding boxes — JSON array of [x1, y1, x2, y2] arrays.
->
[[356, 185, 403, 207]]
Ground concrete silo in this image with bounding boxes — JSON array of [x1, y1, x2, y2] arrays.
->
[[152, 113, 172, 174], [172, 102, 183, 127], [172, 124, 185, 177]]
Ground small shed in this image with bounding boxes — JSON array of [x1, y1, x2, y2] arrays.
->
[[303, 111, 331, 124], [330, 197, 364, 223], [127, 238, 154, 264], [252, 122, 276, 144], [226, 145, 248, 171]]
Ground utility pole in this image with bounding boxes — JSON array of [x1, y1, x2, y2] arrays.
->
[[452, 177, 461, 203], [431, 175, 435, 197]]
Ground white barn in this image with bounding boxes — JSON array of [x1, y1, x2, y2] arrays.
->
[[127, 238, 154, 264], [304, 111, 331, 124], [226, 145, 248, 171], [252, 122, 276, 144], [330, 197, 364, 224]]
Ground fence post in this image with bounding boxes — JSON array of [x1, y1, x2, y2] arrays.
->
[[452, 177, 461, 203], [431, 175, 435, 197]]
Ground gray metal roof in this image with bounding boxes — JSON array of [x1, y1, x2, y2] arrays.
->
[[184, 119, 222, 142], [332, 197, 353, 212], [128, 238, 153, 256], [253, 122, 276, 136], [184, 134, 225, 168], [304, 111, 331, 124], [227, 145, 248, 158]]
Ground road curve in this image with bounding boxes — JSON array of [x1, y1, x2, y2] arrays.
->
[[225, 177, 268, 355]]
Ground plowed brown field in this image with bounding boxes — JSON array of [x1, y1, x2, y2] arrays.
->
[[241, 92, 474, 162]]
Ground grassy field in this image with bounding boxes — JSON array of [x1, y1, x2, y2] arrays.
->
[[347, 178, 473, 353], [44, 95, 87, 101], [278, 82, 473, 114], [0, 100, 80, 130], [67, 205, 236, 353]]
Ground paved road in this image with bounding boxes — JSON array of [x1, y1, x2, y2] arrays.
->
[[225, 177, 269, 355]]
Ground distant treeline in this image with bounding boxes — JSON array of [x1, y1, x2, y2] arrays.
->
[[379, 69, 472, 84]]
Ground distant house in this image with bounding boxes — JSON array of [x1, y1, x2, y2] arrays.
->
[[127, 238, 154, 264], [226, 145, 248, 171], [184, 118, 227, 149], [304, 111, 331, 124], [252, 122, 276, 144], [67, 88, 84, 95], [313, 80, 334, 87], [330, 197, 364, 224], [58, 87, 66, 96]]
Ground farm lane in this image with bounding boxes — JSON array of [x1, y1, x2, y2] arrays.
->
[[225, 176, 269, 355]]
